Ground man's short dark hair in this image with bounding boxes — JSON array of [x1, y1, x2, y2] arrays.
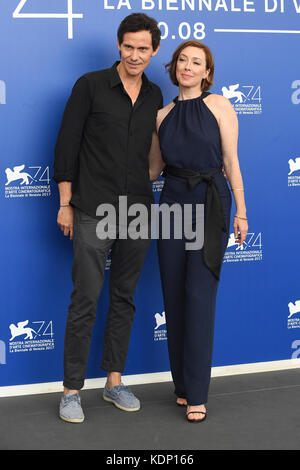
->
[[117, 13, 161, 51]]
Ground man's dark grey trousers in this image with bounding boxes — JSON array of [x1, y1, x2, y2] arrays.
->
[[63, 207, 151, 390]]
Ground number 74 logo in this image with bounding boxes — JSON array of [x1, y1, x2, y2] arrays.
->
[[13, 0, 83, 39]]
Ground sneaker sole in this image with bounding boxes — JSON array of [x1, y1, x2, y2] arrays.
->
[[59, 414, 85, 423], [103, 394, 140, 412]]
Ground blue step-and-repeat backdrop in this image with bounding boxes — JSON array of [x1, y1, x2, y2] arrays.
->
[[1, 0, 300, 389]]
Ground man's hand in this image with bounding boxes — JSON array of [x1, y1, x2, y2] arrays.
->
[[57, 206, 74, 240]]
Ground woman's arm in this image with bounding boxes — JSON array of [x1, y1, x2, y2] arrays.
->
[[149, 103, 176, 181], [216, 96, 248, 245], [149, 131, 165, 181], [149, 106, 169, 181]]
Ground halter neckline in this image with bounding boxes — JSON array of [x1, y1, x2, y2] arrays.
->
[[173, 91, 210, 104]]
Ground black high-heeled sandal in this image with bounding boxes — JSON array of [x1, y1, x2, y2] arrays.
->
[[186, 410, 207, 423]]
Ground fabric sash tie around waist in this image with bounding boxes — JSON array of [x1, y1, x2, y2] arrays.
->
[[162, 165, 228, 280]]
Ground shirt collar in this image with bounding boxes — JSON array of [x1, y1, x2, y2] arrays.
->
[[109, 61, 151, 92]]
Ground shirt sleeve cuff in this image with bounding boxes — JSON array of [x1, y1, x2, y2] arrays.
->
[[52, 172, 75, 183]]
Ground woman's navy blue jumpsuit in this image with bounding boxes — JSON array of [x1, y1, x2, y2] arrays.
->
[[157, 92, 232, 405]]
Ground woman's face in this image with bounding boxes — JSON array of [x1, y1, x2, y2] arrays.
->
[[176, 46, 209, 90]]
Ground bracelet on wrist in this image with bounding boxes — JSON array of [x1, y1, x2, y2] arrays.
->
[[60, 204, 70, 207], [234, 214, 247, 220]]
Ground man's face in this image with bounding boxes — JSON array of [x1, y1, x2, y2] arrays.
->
[[117, 30, 159, 77]]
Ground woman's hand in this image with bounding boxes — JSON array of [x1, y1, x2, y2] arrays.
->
[[233, 215, 248, 246]]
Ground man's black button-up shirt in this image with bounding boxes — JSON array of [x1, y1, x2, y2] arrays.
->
[[53, 62, 163, 218]]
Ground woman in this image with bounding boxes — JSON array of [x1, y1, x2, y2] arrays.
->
[[149, 40, 248, 422]]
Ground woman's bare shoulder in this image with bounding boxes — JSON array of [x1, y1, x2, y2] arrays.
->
[[205, 92, 233, 110], [204, 93, 237, 124], [157, 101, 176, 131]]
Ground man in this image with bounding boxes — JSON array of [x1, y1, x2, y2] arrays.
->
[[53, 13, 162, 423]]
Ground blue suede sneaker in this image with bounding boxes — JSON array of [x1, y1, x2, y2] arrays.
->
[[59, 392, 85, 423], [103, 382, 140, 412]]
